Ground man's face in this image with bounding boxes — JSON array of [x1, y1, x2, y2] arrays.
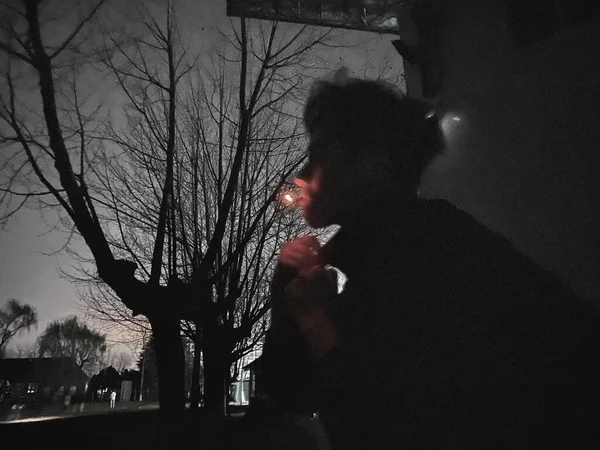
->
[[294, 134, 377, 228]]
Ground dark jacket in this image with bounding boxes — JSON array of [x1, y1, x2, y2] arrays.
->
[[261, 195, 600, 449]]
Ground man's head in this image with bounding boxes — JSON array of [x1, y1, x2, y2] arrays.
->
[[295, 70, 445, 228]]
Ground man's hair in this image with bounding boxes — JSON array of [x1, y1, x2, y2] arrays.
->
[[303, 69, 445, 188]]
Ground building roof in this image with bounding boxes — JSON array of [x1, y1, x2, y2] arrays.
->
[[0, 357, 88, 385], [227, 0, 404, 34]]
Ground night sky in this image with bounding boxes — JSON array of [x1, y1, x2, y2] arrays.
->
[[0, 0, 404, 353], [1, 0, 599, 355]]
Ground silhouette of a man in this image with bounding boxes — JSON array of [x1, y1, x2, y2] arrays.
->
[[261, 71, 600, 449]]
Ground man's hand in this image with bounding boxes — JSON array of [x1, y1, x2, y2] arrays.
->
[[277, 236, 340, 357], [278, 235, 323, 276], [284, 266, 340, 358]]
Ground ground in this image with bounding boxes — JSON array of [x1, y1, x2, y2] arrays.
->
[[2, 400, 158, 422], [1, 406, 245, 450], [0, 402, 273, 450]]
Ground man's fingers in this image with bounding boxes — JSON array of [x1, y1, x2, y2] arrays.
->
[[297, 235, 321, 250], [278, 237, 323, 273], [280, 236, 321, 257], [279, 250, 318, 268], [281, 246, 314, 260]]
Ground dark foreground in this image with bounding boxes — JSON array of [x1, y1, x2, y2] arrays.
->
[[0, 408, 252, 450]]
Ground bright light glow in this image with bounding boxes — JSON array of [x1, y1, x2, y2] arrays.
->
[[9, 415, 65, 423], [425, 111, 435, 119], [282, 193, 295, 205], [439, 111, 466, 142]]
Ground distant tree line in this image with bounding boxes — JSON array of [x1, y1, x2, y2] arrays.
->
[[0, 299, 37, 358], [1, 299, 110, 376]]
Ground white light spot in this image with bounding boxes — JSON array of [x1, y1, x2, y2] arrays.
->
[[452, 116, 461, 121], [282, 192, 296, 205]]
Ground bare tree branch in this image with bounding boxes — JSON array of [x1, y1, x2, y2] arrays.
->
[[49, 0, 106, 60]]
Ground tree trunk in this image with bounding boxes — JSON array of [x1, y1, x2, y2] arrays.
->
[[189, 336, 202, 410], [149, 314, 186, 413], [202, 339, 228, 417]]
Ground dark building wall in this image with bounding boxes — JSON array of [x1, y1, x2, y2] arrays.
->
[[0, 358, 88, 401], [401, 0, 600, 302]]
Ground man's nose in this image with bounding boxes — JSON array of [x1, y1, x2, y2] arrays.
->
[[294, 177, 308, 188]]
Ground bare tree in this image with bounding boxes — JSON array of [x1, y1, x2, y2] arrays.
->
[[172, 30, 318, 411], [78, 283, 151, 346], [0, 0, 189, 411], [0, 299, 37, 357], [84, 6, 334, 413], [106, 349, 133, 373], [37, 315, 107, 375], [0, 0, 336, 414]]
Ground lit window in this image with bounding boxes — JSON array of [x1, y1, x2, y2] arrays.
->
[[27, 383, 37, 394]]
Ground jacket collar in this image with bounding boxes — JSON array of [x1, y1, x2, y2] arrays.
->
[[322, 192, 425, 276]]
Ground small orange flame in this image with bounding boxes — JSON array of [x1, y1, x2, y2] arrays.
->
[[281, 192, 296, 206]]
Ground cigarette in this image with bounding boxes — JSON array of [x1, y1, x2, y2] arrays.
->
[[280, 191, 298, 206]]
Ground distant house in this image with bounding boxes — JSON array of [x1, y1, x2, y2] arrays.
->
[[243, 356, 263, 402], [88, 365, 126, 402], [0, 357, 88, 402], [228, 349, 261, 406]]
